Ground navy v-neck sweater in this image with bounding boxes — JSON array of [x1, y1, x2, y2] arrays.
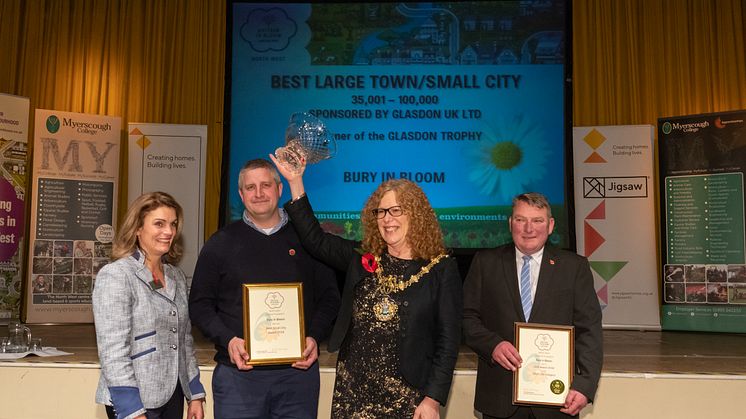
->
[[189, 220, 340, 367]]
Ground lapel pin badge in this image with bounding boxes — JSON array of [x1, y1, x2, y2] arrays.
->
[[289, 248, 296, 256]]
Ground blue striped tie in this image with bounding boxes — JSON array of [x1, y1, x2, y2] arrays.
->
[[520, 255, 532, 320]]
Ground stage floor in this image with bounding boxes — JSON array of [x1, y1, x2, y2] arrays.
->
[[3, 325, 746, 375]]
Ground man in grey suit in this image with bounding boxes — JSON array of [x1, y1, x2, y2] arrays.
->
[[463, 192, 602, 418]]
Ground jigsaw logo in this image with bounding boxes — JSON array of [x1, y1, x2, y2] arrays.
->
[[583, 176, 648, 198]]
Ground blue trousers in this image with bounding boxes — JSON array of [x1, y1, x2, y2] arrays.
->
[[212, 362, 320, 419]]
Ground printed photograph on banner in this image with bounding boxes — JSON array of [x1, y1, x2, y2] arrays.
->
[[664, 283, 684, 303], [705, 265, 728, 282], [730, 284, 746, 304], [706, 283, 728, 303], [664, 264, 684, 283], [728, 265, 746, 283], [685, 284, 706, 303], [684, 265, 705, 282]]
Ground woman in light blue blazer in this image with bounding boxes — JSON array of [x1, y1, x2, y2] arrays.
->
[[93, 192, 206, 419]]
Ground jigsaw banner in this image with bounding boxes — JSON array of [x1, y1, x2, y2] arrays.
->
[[127, 123, 207, 287], [573, 125, 660, 329]]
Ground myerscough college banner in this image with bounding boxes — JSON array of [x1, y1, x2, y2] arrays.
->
[[24, 109, 121, 323], [573, 125, 660, 329], [659, 110, 746, 333], [0, 93, 30, 324]]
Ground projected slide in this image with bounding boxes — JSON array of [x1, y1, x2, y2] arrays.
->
[[228, 1, 569, 248]]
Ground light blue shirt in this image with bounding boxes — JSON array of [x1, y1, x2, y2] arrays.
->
[[242, 208, 288, 235]]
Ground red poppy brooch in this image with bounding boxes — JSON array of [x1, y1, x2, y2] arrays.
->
[[361, 253, 377, 273]]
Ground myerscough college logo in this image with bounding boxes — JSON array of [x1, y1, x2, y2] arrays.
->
[[661, 122, 672, 134], [46, 115, 60, 133]]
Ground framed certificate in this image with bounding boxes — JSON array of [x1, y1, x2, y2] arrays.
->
[[513, 322, 574, 407], [242, 282, 306, 365]]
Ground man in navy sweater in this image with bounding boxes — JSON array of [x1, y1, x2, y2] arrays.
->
[[189, 159, 340, 419]]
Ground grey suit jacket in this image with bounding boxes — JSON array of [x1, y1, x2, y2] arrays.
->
[[463, 244, 603, 418], [93, 250, 205, 419]]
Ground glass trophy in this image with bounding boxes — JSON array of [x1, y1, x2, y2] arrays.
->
[[275, 112, 336, 174]]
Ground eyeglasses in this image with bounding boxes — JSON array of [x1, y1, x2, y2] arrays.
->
[[372, 206, 404, 219]]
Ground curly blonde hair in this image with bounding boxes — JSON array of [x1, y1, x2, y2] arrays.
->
[[361, 179, 446, 259], [112, 191, 184, 264]]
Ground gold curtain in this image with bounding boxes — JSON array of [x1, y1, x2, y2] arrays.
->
[[0, 0, 225, 236], [1, 0, 745, 237], [573, 0, 746, 126]]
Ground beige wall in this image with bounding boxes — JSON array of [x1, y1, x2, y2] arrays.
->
[[0, 364, 744, 418]]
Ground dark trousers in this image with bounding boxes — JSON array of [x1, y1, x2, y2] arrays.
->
[[212, 362, 320, 419], [106, 382, 184, 419], [484, 406, 576, 419], [484, 407, 536, 419]]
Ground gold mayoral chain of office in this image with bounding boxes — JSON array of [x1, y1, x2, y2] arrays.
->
[[372, 253, 448, 322]]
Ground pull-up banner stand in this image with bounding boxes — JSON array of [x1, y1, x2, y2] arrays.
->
[[24, 109, 120, 324], [573, 125, 660, 329], [127, 123, 207, 286], [658, 111, 746, 333], [0, 93, 30, 324]]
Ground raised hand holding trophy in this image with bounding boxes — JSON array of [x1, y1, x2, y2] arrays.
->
[[275, 112, 336, 174]]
